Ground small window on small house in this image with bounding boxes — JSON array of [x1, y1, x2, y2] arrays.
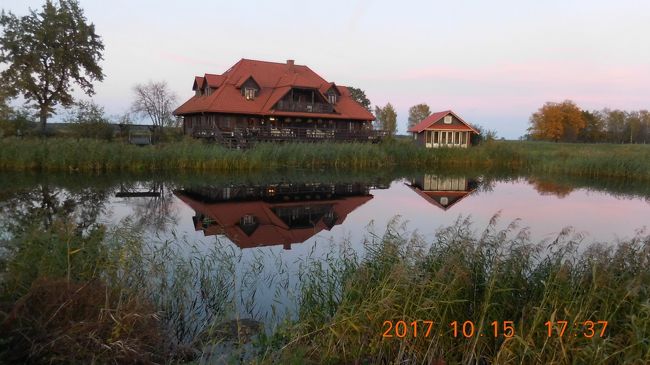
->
[[244, 88, 256, 100], [444, 115, 452, 124]]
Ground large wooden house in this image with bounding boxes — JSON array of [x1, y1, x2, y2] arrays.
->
[[174, 58, 382, 146], [408, 110, 479, 148]]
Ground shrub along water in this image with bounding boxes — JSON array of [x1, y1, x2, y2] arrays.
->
[[0, 138, 649, 180]]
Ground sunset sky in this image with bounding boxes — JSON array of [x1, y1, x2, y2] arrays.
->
[[2, 0, 649, 138]]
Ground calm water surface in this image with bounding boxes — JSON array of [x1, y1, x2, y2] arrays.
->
[[1, 171, 649, 328]]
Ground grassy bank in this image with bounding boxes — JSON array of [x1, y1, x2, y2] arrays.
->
[[1, 214, 649, 363], [0, 138, 649, 180]]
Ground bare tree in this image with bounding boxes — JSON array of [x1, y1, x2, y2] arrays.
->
[[131, 81, 178, 128]]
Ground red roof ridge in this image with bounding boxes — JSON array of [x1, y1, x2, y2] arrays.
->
[[408, 110, 479, 133]]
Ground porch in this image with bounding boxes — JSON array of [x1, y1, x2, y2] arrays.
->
[[193, 125, 387, 147], [421, 130, 471, 148]]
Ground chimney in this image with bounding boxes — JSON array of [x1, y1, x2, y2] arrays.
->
[[286, 59, 295, 69]]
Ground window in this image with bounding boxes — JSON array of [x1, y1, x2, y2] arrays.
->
[[244, 88, 256, 100], [241, 214, 256, 226], [328, 93, 337, 104], [440, 197, 449, 206], [444, 115, 452, 124], [455, 132, 460, 144], [204, 87, 211, 96], [434, 131, 439, 144]]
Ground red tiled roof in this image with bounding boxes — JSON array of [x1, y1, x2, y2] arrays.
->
[[408, 110, 479, 133], [406, 184, 475, 211], [175, 193, 373, 249], [205, 74, 226, 88], [175, 59, 375, 121]]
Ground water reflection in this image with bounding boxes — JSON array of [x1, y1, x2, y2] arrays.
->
[[175, 181, 388, 249], [406, 174, 480, 211]]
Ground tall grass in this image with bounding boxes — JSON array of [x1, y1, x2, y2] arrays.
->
[[1, 207, 649, 363], [263, 216, 650, 364], [1, 138, 649, 180]]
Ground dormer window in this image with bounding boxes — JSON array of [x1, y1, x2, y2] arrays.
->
[[244, 87, 256, 100], [328, 93, 337, 104], [444, 115, 452, 124], [204, 86, 211, 96]]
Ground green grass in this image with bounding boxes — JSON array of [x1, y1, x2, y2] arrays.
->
[[0, 138, 649, 180]]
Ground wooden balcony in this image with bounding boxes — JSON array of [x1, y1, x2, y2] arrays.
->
[[192, 126, 386, 147], [274, 100, 334, 114]]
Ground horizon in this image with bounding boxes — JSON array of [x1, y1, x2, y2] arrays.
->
[[2, 0, 650, 139]]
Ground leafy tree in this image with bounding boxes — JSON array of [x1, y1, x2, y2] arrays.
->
[[374, 103, 397, 137], [602, 109, 627, 143], [578, 110, 606, 142], [407, 103, 431, 129], [470, 123, 497, 145], [131, 81, 178, 129], [347, 87, 371, 112], [0, 0, 105, 134], [0, 108, 35, 137], [0, 87, 12, 121], [65, 100, 113, 140], [528, 100, 585, 142]]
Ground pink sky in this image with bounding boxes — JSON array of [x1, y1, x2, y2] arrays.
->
[[3, 0, 649, 138]]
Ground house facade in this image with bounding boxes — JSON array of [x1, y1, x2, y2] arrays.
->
[[406, 175, 479, 211], [173, 58, 381, 145], [174, 181, 379, 250], [408, 110, 479, 148]]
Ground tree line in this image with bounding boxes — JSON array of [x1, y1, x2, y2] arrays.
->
[[0, 0, 178, 139], [528, 100, 650, 143]]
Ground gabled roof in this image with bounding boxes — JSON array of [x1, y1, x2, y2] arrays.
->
[[175, 192, 373, 249], [405, 183, 475, 211], [174, 58, 375, 121], [408, 110, 479, 133], [205, 74, 226, 88]]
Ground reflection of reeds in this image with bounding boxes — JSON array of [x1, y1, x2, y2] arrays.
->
[[1, 138, 649, 181], [1, 214, 649, 363]]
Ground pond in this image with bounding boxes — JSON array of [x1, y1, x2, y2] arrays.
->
[[1, 170, 649, 345]]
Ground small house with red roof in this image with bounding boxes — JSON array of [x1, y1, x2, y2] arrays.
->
[[174, 181, 378, 250], [406, 175, 479, 211], [408, 110, 479, 148], [174, 58, 382, 145]]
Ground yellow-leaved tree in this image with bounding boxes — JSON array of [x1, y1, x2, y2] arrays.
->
[[528, 100, 585, 142]]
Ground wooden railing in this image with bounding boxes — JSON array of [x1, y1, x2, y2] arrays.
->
[[275, 100, 334, 113], [192, 126, 387, 145]]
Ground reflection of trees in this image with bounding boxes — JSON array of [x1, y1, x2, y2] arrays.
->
[[527, 178, 574, 198], [0, 184, 110, 238], [121, 181, 179, 233]]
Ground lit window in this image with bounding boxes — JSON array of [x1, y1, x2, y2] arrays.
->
[[444, 115, 452, 124], [244, 88, 256, 100]]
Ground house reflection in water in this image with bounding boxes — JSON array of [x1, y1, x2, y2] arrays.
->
[[406, 175, 479, 210], [175, 181, 384, 249]]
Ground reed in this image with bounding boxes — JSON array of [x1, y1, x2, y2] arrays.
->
[[262, 216, 650, 364], [1, 210, 649, 363], [0, 138, 649, 180]]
